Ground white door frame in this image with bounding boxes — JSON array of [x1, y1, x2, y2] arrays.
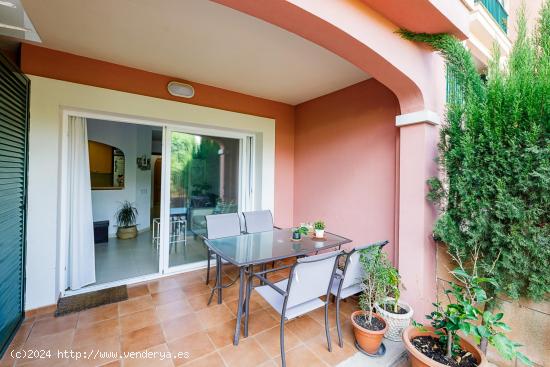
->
[[59, 108, 256, 296], [161, 126, 255, 275]]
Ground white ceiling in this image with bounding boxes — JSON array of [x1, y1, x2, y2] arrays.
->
[[20, 0, 369, 105]]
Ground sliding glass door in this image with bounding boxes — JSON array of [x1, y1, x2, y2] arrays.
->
[[164, 130, 243, 270]]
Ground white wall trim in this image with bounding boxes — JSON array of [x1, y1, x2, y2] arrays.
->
[[395, 109, 440, 127]]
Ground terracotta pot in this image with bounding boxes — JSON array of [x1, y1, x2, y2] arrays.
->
[[117, 225, 137, 239], [350, 310, 387, 354], [402, 326, 488, 367]]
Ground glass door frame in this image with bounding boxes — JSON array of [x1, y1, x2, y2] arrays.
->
[[159, 126, 255, 276]]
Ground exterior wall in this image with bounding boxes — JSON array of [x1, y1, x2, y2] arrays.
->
[[20, 44, 295, 228], [25, 76, 276, 310], [436, 248, 550, 367], [293, 79, 399, 261], [508, 0, 545, 42]]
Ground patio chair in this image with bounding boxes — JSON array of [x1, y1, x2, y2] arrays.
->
[[204, 213, 241, 287], [244, 250, 343, 367], [242, 210, 274, 233], [331, 240, 389, 348], [243, 210, 278, 270]]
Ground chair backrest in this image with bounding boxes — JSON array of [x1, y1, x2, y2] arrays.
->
[[205, 213, 241, 239], [243, 210, 274, 233], [340, 241, 389, 289], [285, 250, 342, 308]]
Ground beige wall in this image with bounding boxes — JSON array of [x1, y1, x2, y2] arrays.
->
[[508, 0, 545, 42], [436, 247, 549, 367]]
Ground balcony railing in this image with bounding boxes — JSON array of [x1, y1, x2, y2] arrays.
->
[[476, 0, 508, 33]]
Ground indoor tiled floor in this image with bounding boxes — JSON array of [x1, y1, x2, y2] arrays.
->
[[1, 263, 361, 367]]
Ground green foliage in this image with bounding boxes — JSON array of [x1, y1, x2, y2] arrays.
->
[[358, 246, 400, 321], [293, 226, 309, 236], [115, 200, 138, 228], [313, 220, 325, 230], [399, 2, 550, 302], [416, 262, 531, 364]]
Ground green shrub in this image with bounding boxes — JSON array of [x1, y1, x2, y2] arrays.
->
[[399, 2, 550, 302]]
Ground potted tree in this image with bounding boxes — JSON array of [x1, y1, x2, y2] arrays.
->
[[350, 245, 388, 355], [374, 262, 414, 341], [402, 251, 531, 367], [115, 201, 138, 239], [313, 220, 325, 238]]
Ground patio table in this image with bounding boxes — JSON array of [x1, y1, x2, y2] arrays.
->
[[204, 228, 352, 345]]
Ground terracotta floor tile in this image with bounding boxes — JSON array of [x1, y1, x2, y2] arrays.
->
[[172, 271, 205, 287], [273, 344, 326, 367], [155, 300, 194, 322], [184, 352, 224, 367], [285, 315, 324, 342], [152, 288, 187, 306], [77, 304, 118, 327], [166, 331, 214, 366], [119, 308, 159, 334], [225, 297, 263, 317], [180, 282, 211, 298], [161, 313, 203, 342], [308, 305, 340, 329], [127, 284, 150, 299], [195, 303, 234, 330], [254, 325, 302, 359], [118, 296, 154, 316], [122, 343, 174, 367], [72, 319, 120, 348], [100, 361, 121, 367], [257, 360, 278, 367], [219, 338, 270, 367], [28, 314, 78, 339], [121, 324, 165, 353], [336, 297, 359, 316], [66, 335, 120, 367], [304, 328, 355, 366], [241, 310, 278, 337], [186, 294, 212, 312], [148, 278, 181, 294], [206, 319, 238, 349], [19, 330, 74, 366]]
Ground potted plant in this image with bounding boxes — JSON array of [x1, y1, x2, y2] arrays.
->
[[350, 245, 388, 355], [313, 220, 325, 238], [374, 260, 414, 341], [115, 201, 138, 239], [403, 251, 531, 367], [291, 226, 308, 240]]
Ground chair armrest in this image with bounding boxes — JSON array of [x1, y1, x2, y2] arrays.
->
[[251, 274, 287, 296], [252, 264, 293, 276]]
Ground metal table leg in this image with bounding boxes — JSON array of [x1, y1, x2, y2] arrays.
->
[[233, 266, 246, 346], [217, 255, 222, 304]]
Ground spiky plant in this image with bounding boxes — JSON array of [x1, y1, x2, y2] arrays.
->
[[115, 201, 138, 228]]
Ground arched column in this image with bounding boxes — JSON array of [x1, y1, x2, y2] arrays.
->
[[215, 0, 446, 319]]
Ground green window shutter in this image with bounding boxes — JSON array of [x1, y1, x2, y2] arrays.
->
[[0, 52, 29, 357]]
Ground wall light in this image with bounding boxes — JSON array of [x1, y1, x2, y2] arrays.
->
[[167, 82, 195, 99]]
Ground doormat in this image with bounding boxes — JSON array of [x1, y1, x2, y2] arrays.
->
[[55, 285, 128, 316]]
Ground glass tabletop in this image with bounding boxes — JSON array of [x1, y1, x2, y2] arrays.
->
[[204, 228, 352, 266]]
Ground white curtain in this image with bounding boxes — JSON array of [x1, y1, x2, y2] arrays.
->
[[67, 116, 96, 289]]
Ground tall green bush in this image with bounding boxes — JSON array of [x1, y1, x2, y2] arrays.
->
[[399, 2, 550, 302]]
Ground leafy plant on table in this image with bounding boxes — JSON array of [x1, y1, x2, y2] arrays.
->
[[313, 220, 325, 230], [293, 226, 309, 236], [414, 249, 532, 365]]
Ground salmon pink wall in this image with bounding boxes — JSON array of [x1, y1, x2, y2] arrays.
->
[[19, 44, 295, 227], [293, 79, 400, 260]]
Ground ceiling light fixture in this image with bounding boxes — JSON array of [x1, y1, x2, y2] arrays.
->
[[0, 1, 16, 8], [0, 22, 30, 32], [167, 82, 195, 99]]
